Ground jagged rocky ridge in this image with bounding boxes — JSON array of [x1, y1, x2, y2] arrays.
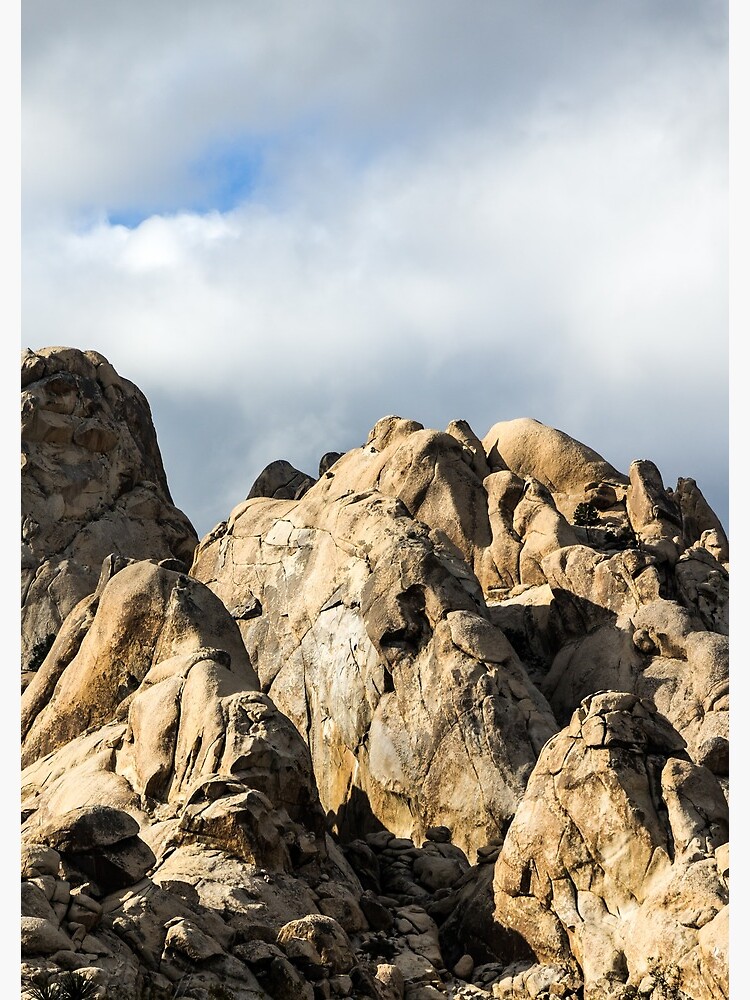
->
[[21, 348, 729, 1000]]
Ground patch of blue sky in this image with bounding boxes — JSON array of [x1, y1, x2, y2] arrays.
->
[[188, 137, 266, 213], [107, 136, 269, 229]]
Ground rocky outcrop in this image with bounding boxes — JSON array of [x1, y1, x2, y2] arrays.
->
[[21, 557, 352, 998], [192, 412, 728, 856], [21, 347, 199, 680], [20, 348, 729, 1000], [247, 460, 317, 502], [192, 450, 559, 857], [20, 556, 504, 1000], [491, 692, 728, 999]]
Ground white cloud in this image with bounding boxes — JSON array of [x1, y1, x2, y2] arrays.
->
[[23, 90, 726, 382], [21, 0, 729, 536]]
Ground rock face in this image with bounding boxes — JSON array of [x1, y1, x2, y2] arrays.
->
[[21, 347, 199, 679], [192, 413, 728, 854], [492, 692, 728, 999], [192, 419, 559, 857], [20, 349, 729, 1000]]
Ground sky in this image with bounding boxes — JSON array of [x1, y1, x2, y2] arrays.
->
[[20, 0, 730, 540]]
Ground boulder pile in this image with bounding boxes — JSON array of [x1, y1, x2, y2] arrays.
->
[[21, 348, 728, 1000]]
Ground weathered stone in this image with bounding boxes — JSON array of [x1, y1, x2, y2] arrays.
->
[[163, 918, 225, 962], [425, 826, 452, 844], [491, 694, 727, 998], [627, 459, 683, 565], [21, 843, 61, 878], [412, 854, 464, 892], [30, 805, 140, 854], [453, 953, 474, 979], [21, 348, 198, 674], [277, 914, 355, 974], [21, 882, 59, 923], [21, 917, 75, 956], [482, 418, 628, 524], [359, 891, 394, 931], [247, 459, 316, 501], [316, 883, 368, 932], [375, 963, 406, 1000], [19, 358, 730, 1000], [192, 422, 559, 855]]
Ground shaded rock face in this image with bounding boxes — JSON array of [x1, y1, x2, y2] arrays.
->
[[247, 459, 316, 502], [20, 351, 728, 1000], [21, 347, 199, 677]]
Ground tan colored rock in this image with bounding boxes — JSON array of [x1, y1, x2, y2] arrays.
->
[[512, 480, 580, 587], [21, 882, 59, 923], [674, 540, 729, 634], [22, 560, 256, 765], [538, 590, 728, 778], [277, 914, 355, 974], [22, 843, 61, 879], [626, 459, 683, 565], [21, 347, 198, 673], [375, 963, 406, 1000], [446, 419, 492, 481], [19, 552, 353, 999], [482, 418, 628, 523], [163, 918, 225, 962], [192, 460, 558, 856], [19, 376, 731, 1000], [21, 917, 76, 956], [541, 546, 662, 624], [675, 477, 728, 562], [22, 559, 326, 850], [483, 471, 525, 593], [177, 785, 293, 872], [492, 693, 727, 997]]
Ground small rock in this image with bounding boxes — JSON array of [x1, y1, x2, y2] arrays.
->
[[453, 954, 475, 979], [21, 916, 75, 956], [330, 973, 353, 996]]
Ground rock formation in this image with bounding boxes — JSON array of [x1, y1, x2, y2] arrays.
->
[[21, 347, 199, 683], [21, 348, 728, 1000]]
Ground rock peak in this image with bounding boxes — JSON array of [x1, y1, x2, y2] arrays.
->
[[21, 349, 728, 1000]]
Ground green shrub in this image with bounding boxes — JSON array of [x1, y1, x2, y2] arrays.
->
[[23, 972, 100, 1000], [27, 632, 56, 671]]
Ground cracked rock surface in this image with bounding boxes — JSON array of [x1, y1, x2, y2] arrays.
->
[[20, 350, 728, 1000], [21, 347, 199, 680]]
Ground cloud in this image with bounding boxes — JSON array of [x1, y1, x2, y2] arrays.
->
[[21, 1, 728, 537], [22, 0, 726, 214]]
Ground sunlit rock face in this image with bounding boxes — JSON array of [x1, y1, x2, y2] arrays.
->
[[20, 349, 728, 1000], [193, 413, 728, 851], [192, 418, 561, 859]]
